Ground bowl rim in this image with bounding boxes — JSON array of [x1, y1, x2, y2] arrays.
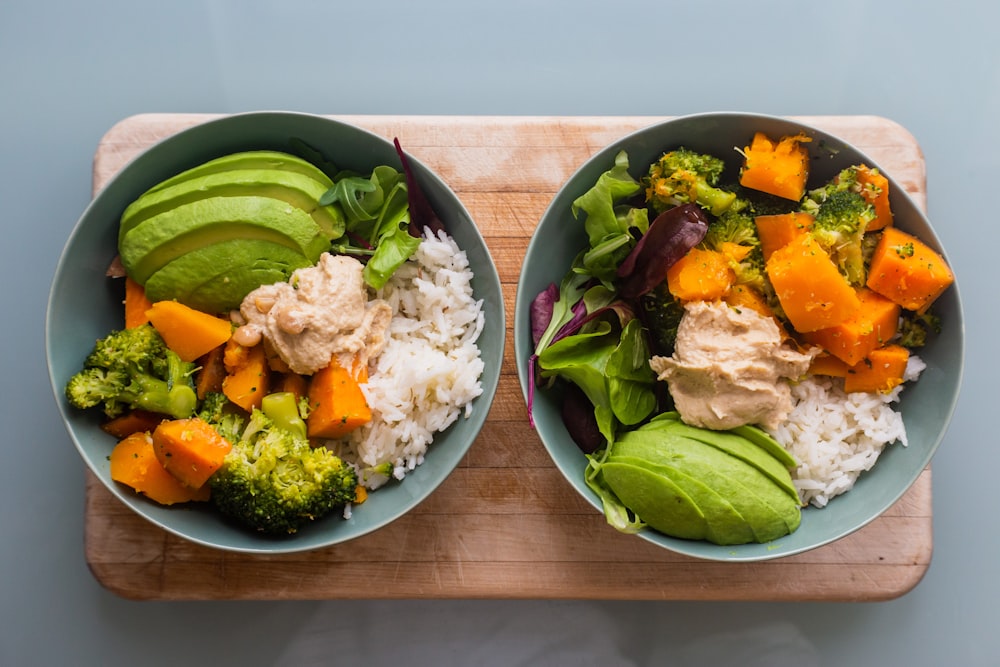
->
[[514, 111, 965, 562], [46, 110, 506, 554]]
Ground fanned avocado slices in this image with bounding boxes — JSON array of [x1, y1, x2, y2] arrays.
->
[[143, 239, 315, 313], [119, 195, 330, 284], [641, 416, 800, 502], [607, 454, 755, 545], [612, 436, 800, 539], [599, 460, 708, 541], [120, 167, 345, 242], [140, 150, 335, 195]]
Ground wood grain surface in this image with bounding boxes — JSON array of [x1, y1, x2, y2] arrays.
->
[[84, 114, 932, 601]]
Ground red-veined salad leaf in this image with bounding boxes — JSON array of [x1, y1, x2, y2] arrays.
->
[[616, 202, 710, 299], [537, 313, 656, 445], [394, 138, 446, 237]]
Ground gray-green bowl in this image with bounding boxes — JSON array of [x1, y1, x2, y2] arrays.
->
[[514, 112, 963, 562], [47, 111, 504, 554]]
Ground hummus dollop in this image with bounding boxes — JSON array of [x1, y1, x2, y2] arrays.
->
[[649, 300, 817, 430], [234, 253, 392, 375]]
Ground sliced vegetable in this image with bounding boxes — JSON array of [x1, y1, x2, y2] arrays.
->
[[222, 340, 271, 412], [194, 345, 227, 400], [109, 431, 211, 505], [124, 276, 153, 329], [765, 233, 861, 333], [100, 409, 164, 439], [738, 132, 812, 201], [306, 357, 372, 439], [145, 300, 233, 362], [854, 164, 893, 231], [151, 417, 233, 489], [754, 211, 814, 261], [665, 247, 734, 302], [808, 352, 851, 378], [866, 226, 955, 312], [844, 344, 910, 393], [802, 288, 900, 365]]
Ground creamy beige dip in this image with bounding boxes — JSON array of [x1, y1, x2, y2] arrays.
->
[[649, 300, 817, 430], [233, 253, 392, 375]]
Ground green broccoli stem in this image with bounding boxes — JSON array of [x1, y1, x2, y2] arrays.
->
[[261, 392, 309, 440], [124, 374, 197, 419], [694, 182, 737, 216]]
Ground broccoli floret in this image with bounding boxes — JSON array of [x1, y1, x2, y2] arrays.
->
[[197, 391, 245, 444], [645, 147, 737, 216], [703, 206, 761, 250], [638, 281, 686, 357], [65, 323, 197, 420], [210, 397, 359, 535], [801, 167, 877, 286], [896, 310, 942, 349]]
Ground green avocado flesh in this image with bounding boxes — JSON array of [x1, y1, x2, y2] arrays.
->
[[643, 418, 801, 501], [120, 168, 344, 241], [599, 461, 708, 540], [141, 150, 335, 196], [609, 455, 755, 545], [143, 239, 314, 313], [119, 195, 329, 284], [598, 415, 803, 545]]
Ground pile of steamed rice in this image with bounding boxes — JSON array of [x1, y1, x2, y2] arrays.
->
[[338, 229, 485, 489], [767, 356, 927, 508]]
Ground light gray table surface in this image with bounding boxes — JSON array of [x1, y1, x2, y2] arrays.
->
[[2, 1, 993, 665]]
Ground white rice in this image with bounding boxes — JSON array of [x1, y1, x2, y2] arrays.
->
[[767, 355, 926, 508], [340, 229, 485, 487]]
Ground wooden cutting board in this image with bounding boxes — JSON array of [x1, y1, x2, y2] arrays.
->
[[84, 113, 932, 601]]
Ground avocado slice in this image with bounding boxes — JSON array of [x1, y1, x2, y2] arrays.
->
[[143, 239, 315, 313], [645, 419, 801, 502], [142, 150, 335, 195], [599, 460, 708, 541], [119, 195, 329, 284], [728, 424, 798, 469], [120, 168, 345, 241], [607, 454, 755, 545], [611, 437, 801, 538]]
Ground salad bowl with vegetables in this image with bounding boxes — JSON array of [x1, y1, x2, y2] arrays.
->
[[47, 112, 504, 554], [515, 112, 963, 562]]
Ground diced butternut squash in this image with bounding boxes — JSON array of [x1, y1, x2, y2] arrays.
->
[[100, 410, 164, 439], [844, 344, 910, 394], [723, 284, 774, 319], [854, 164, 893, 231], [666, 247, 734, 302], [124, 276, 153, 329], [765, 233, 861, 333], [739, 132, 812, 201], [866, 226, 955, 312], [146, 300, 233, 362], [194, 345, 227, 400], [222, 340, 270, 412], [755, 212, 814, 261], [809, 352, 850, 378], [274, 371, 309, 404], [151, 417, 233, 489], [109, 431, 211, 505], [802, 288, 901, 365], [307, 357, 372, 439]]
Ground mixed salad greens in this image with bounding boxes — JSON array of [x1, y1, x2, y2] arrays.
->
[[527, 130, 954, 545]]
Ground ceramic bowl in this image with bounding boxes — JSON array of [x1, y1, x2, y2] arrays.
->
[[47, 111, 504, 554], [514, 112, 963, 562]]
